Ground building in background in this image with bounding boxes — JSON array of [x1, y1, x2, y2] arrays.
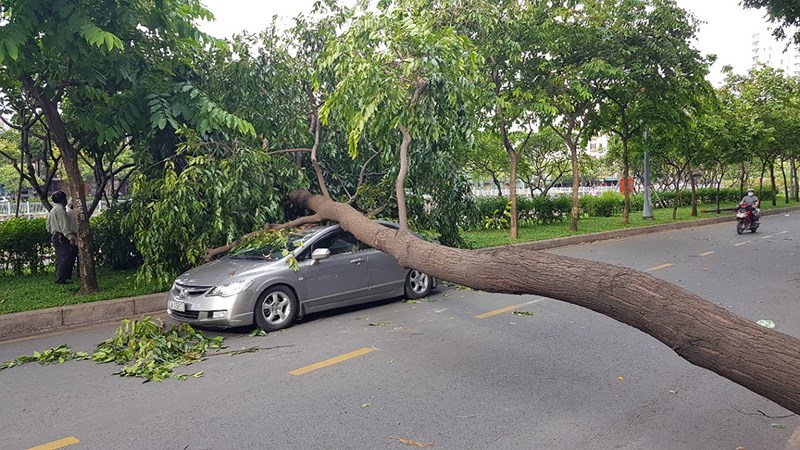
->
[[586, 135, 609, 159], [751, 33, 800, 76]]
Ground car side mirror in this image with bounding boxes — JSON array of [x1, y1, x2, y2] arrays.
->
[[311, 248, 331, 261]]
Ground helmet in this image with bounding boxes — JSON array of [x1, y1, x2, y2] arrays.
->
[[51, 191, 67, 205], [747, 189, 755, 195]]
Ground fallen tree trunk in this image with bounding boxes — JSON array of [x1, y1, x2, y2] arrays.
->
[[288, 188, 800, 415]]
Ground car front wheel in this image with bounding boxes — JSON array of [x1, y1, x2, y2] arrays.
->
[[254, 286, 298, 332], [404, 269, 432, 299]]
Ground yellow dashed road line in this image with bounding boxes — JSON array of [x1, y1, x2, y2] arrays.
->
[[289, 347, 375, 376], [698, 251, 715, 257], [474, 299, 542, 319], [646, 263, 673, 272], [474, 304, 519, 319], [28, 437, 80, 450]]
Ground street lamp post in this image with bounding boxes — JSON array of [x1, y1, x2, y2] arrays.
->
[[643, 130, 654, 220]]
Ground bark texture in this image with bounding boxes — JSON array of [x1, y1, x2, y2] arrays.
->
[[289, 188, 800, 415]]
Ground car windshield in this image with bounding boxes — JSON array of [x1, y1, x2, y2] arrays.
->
[[230, 228, 321, 260]]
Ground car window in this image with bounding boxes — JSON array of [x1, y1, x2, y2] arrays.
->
[[312, 231, 361, 256]]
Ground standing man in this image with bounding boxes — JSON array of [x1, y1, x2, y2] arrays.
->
[[46, 190, 77, 284]]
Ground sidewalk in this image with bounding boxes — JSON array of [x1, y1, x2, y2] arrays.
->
[[1, 205, 797, 343]]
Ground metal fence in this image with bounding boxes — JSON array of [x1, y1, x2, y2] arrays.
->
[[471, 185, 622, 198], [0, 201, 107, 221]]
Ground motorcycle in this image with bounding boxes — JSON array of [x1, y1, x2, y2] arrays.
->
[[735, 202, 759, 234]]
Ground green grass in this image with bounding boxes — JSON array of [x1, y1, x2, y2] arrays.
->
[[0, 268, 167, 315], [462, 201, 798, 249]]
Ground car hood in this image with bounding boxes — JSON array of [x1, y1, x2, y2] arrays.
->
[[174, 257, 286, 287]]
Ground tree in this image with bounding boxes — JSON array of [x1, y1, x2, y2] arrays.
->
[[518, 128, 570, 197], [593, 0, 711, 224], [0, 0, 253, 293], [319, 1, 484, 233], [725, 65, 800, 205]]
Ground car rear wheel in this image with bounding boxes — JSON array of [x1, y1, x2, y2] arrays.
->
[[404, 269, 432, 299], [254, 286, 298, 332]]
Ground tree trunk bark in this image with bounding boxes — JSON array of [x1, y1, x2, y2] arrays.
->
[[769, 160, 777, 207], [781, 157, 789, 204], [689, 164, 697, 217], [569, 140, 579, 232], [791, 156, 798, 201], [396, 125, 411, 232], [739, 162, 745, 198], [24, 78, 99, 293], [491, 172, 503, 197], [288, 188, 800, 415], [508, 151, 519, 239]]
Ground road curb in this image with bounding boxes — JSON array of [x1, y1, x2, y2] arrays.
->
[[0, 292, 167, 343], [1, 205, 798, 343]]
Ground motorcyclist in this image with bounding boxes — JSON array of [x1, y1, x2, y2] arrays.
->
[[740, 188, 760, 223]]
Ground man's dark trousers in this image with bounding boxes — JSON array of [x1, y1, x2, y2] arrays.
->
[[52, 232, 76, 283]]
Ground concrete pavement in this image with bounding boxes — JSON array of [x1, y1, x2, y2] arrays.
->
[[2, 205, 797, 343]]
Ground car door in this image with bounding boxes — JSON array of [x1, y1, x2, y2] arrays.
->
[[300, 229, 370, 312], [361, 243, 407, 297]]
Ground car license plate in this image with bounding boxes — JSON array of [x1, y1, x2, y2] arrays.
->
[[168, 300, 186, 312]]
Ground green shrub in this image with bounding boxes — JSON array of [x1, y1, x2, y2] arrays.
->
[[0, 218, 51, 276], [483, 200, 512, 230], [92, 202, 142, 270], [580, 191, 623, 217], [528, 195, 571, 224]]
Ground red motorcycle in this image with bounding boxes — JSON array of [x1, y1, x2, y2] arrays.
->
[[735, 202, 759, 234]]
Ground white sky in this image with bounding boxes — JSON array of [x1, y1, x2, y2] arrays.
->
[[198, 0, 792, 85]]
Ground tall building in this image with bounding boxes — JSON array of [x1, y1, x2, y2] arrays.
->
[[586, 135, 609, 159], [751, 33, 800, 76]]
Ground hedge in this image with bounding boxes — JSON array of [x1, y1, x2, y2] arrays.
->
[[0, 218, 52, 276], [466, 187, 780, 230]]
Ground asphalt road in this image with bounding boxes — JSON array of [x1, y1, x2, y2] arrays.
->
[[1, 212, 799, 450]]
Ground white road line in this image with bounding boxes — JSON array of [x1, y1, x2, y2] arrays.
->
[[761, 235, 773, 239], [733, 241, 751, 247], [778, 231, 788, 235], [698, 251, 715, 257]]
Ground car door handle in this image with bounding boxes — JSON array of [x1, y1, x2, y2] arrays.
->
[[350, 258, 364, 264]]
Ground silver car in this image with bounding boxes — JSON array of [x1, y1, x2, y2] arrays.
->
[[166, 221, 435, 331]]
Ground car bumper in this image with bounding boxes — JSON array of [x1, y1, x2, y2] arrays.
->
[[166, 289, 255, 328]]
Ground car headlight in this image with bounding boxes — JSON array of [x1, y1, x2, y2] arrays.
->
[[205, 279, 254, 297]]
